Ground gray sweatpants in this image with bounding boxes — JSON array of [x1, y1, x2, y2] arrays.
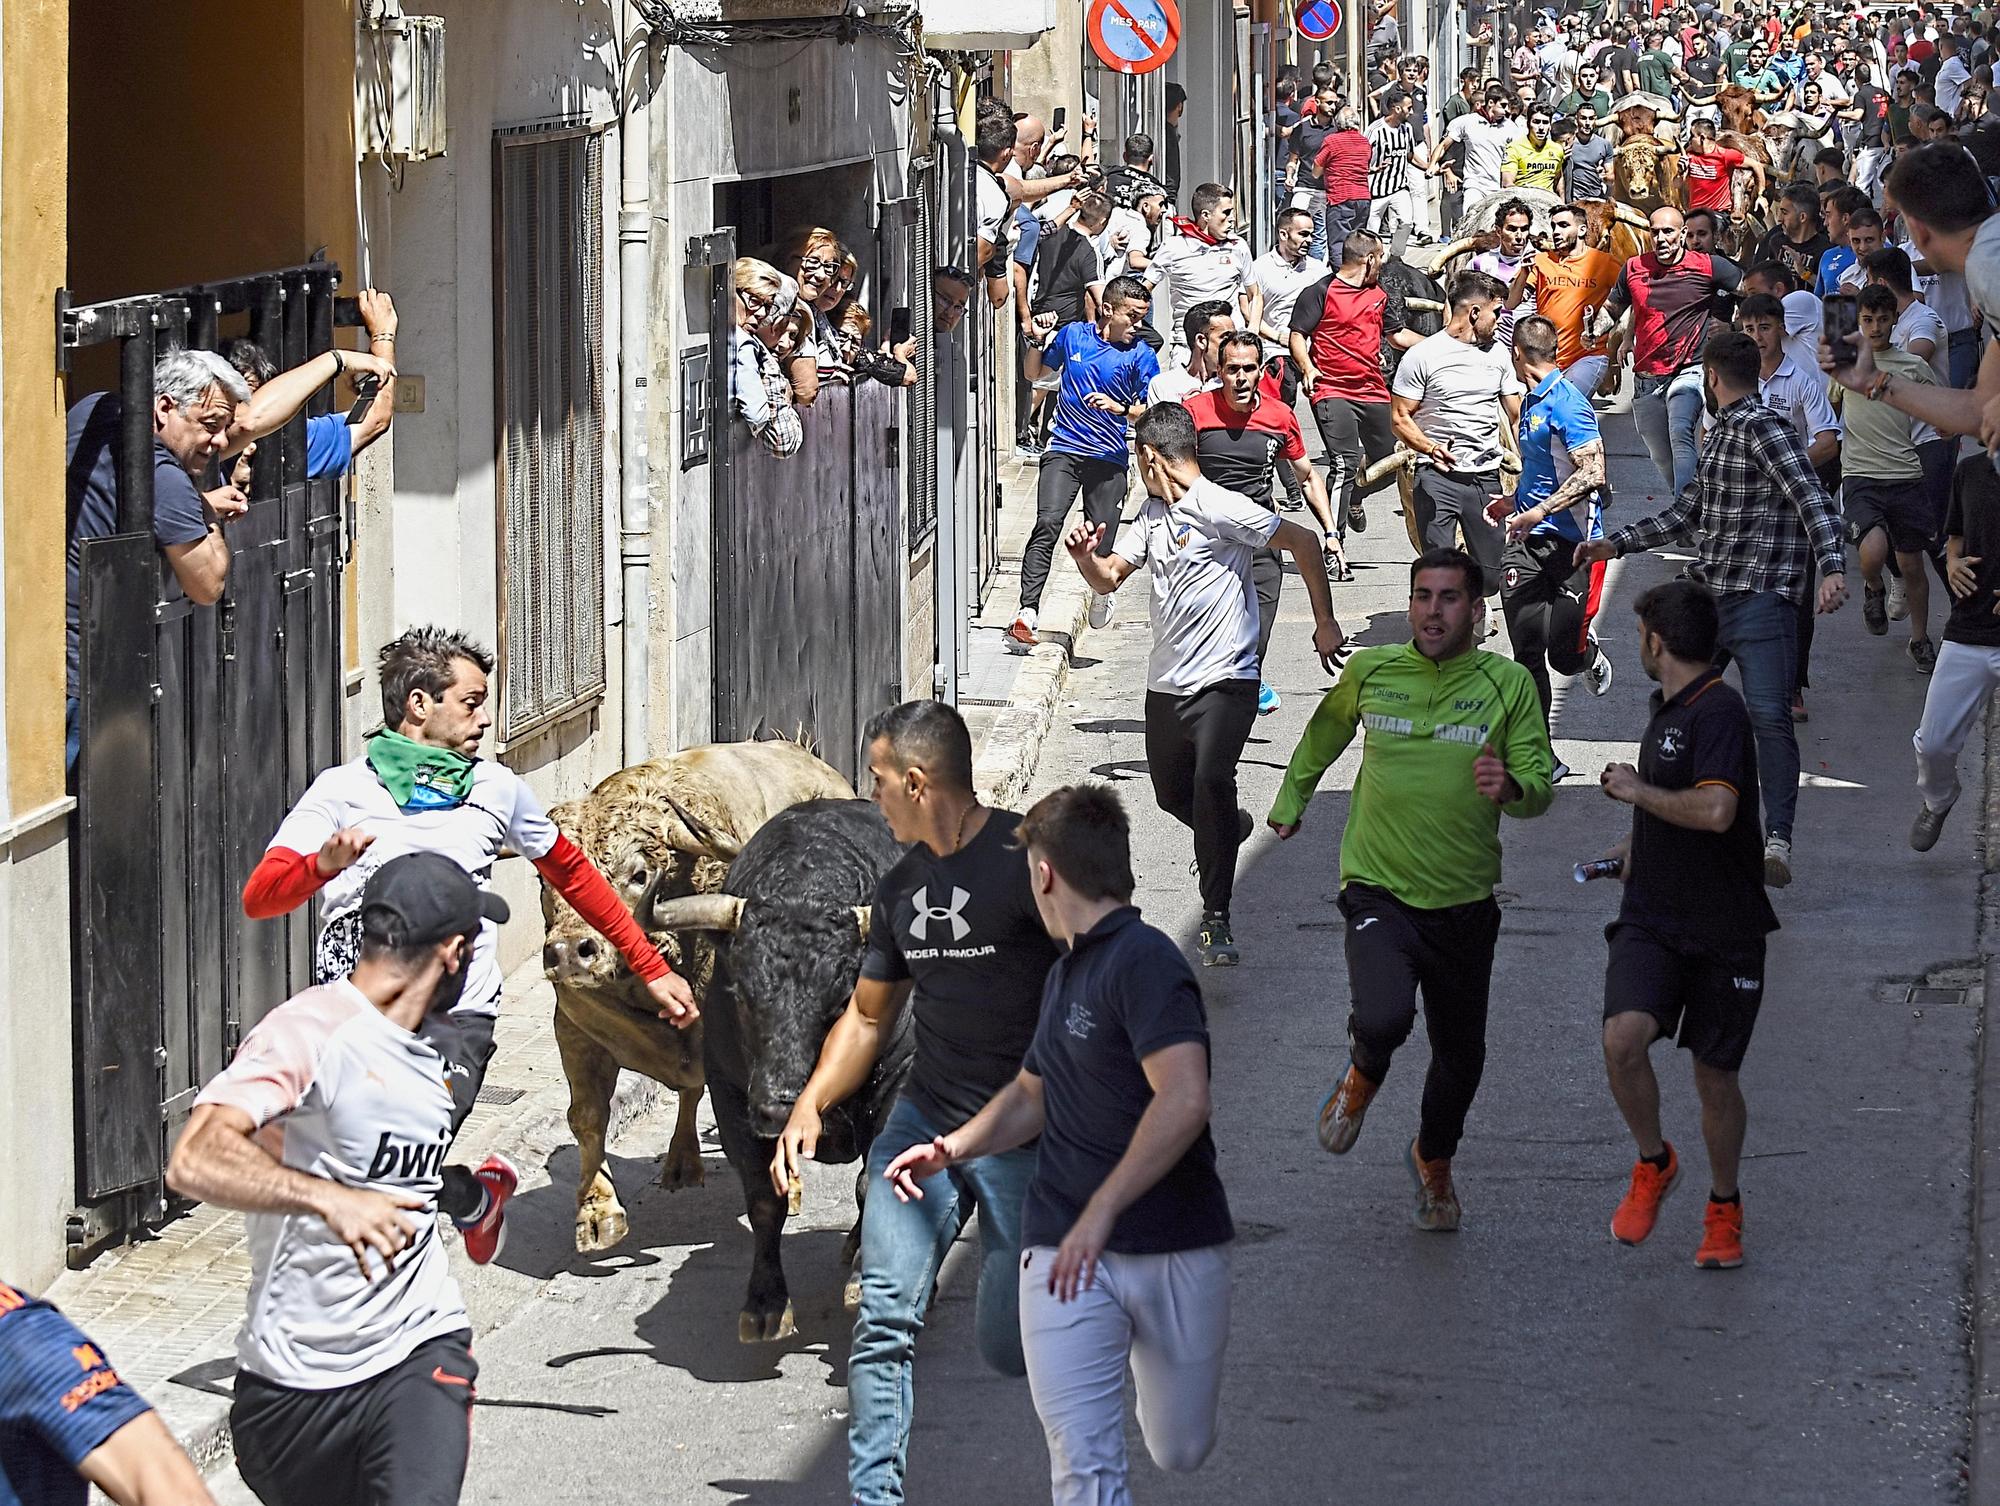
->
[[1915, 639, 2000, 815], [1018, 1243, 1231, 1505]]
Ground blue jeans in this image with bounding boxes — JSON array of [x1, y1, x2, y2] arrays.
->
[[1295, 188, 1329, 261], [1714, 590, 1801, 842], [1632, 368, 1704, 499], [849, 1094, 1036, 1506], [1950, 327, 1980, 390]]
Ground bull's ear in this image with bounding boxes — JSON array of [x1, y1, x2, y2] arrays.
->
[[663, 795, 744, 862], [852, 906, 871, 941]]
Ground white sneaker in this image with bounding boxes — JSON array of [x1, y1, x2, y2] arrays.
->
[[1585, 643, 1614, 698], [1886, 573, 1909, 622], [1087, 591, 1116, 630], [1763, 835, 1793, 888]]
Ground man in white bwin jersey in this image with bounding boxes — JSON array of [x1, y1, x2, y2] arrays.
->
[[169, 854, 504, 1506]]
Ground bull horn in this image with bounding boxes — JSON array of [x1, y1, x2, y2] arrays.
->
[[853, 905, 871, 940], [1432, 236, 1477, 268], [663, 795, 742, 862], [1359, 448, 1418, 490], [1612, 202, 1651, 230], [651, 894, 746, 933], [1404, 297, 1445, 313]]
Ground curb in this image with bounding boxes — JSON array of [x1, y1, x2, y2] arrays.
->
[[971, 459, 1099, 812], [1975, 695, 2000, 1504]]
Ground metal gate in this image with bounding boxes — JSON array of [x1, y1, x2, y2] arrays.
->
[[712, 369, 902, 786], [62, 264, 349, 1252]]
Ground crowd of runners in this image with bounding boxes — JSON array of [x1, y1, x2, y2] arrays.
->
[[9, 1, 2000, 1504]]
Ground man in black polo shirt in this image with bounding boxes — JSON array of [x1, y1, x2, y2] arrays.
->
[[884, 783, 1233, 1505], [1595, 579, 1778, 1273], [1912, 460, 2000, 851], [1184, 330, 1339, 713]]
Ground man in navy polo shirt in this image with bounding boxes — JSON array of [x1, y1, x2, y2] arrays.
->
[[885, 783, 1233, 1505], [1494, 315, 1614, 779]]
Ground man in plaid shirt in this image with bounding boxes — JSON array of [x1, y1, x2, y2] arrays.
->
[[1579, 332, 1847, 889]]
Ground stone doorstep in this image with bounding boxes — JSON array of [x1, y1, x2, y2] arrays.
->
[[45, 961, 664, 1477]]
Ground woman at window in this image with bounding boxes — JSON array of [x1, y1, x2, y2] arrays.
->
[[729, 257, 803, 458]]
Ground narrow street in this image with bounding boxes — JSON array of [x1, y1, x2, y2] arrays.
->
[[211, 411, 1985, 1505]]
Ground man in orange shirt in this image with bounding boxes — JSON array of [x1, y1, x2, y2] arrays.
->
[[1508, 203, 1622, 400]]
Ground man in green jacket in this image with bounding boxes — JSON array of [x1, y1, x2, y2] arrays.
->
[[1269, 547, 1554, 1231]]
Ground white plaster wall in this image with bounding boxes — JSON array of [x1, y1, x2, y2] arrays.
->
[[0, 824, 78, 1290]]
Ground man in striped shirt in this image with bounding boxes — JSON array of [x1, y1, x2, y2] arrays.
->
[[1366, 88, 1430, 251], [1578, 332, 1847, 888]]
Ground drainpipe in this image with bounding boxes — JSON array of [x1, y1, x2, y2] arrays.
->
[[619, 6, 655, 766]]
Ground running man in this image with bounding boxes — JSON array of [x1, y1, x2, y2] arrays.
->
[[1290, 227, 1399, 543], [772, 702, 1059, 1506], [1186, 329, 1341, 714], [240, 628, 694, 1262], [1495, 315, 1615, 779], [0, 1281, 215, 1505], [1516, 202, 1622, 399], [1472, 199, 1537, 350], [169, 854, 507, 1506], [882, 784, 1233, 1506], [1912, 460, 2000, 851], [1391, 270, 1525, 599], [1065, 403, 1344, 968], [1011, 276, 1161, 652], [1271, 547, 1554, 1230], [1597, 579, 1779, 1271]]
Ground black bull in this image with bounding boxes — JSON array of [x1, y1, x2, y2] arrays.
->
[[659, 798, 915, 1342]]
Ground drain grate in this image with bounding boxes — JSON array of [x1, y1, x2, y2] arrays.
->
[[476, 1085, 527, 1107], [1907, 986, 1969, 1007]]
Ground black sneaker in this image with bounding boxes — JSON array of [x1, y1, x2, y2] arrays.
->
[[1347, 498, 1369, 534], [1863, 584, 1887, 636], [1199, 912, 1240, 967], [1908, 638, 1937, 674]]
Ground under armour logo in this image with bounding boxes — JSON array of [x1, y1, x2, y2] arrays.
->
[[910, 885, 972, 943]]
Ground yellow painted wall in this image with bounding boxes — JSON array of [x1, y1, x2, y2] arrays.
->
[[5, 0, 70, 814]]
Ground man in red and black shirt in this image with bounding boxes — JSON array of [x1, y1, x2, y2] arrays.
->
[[1593, 206, 1742, 498], [1186, 331, 1338, 711], [1290, 227, 1402, 545]]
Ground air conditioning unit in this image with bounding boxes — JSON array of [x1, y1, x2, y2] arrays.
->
[[356, 11, 446, 162]]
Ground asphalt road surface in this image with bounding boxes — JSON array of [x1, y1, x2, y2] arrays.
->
[[209, 409, 1982, 1505]]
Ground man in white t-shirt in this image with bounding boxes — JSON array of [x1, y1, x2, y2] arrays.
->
[[1145, 184, 1254, 358], [169, 854, 503, 1506], [1061, 403, 1344, 969], [241, 627, 695, 1261], [1741, 262, 1826, 382], [1435, 91, 1523, 203], [1147, 301, 1233, 406], [1391, 269, 1527, 599]]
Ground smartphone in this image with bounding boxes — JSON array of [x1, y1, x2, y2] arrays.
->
[[889, 307, 912, 346], [1052, 105, 1067, 134], [1822, 292, 1859, 368], [346, 375, 381, 424]]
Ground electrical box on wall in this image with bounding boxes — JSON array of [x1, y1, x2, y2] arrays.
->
[[921, 0, 1058, 49], [356, 10, 447, 162]]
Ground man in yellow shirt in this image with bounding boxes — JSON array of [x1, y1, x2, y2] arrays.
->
[[1501, 105, 1566, 192]]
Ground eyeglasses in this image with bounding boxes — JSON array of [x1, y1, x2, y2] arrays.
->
[[799, 255, 841, 274], [738, 289, 776, 320]]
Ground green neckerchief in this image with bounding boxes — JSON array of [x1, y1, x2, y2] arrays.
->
[[365, 728, 477, 812]]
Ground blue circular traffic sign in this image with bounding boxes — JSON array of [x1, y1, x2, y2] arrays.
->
[[1297, 0, 1342, 42], [1087, 0, 1182, 75]]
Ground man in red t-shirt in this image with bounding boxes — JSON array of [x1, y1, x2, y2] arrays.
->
[[1289, 227, 1402, 546], [1680, 120, 1765, 219], [1593, 206, 1742, 497], [1314, 105, 1375, 267], [1186, 331, 1339, 706]]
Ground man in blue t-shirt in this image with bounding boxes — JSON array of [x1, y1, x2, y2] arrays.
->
[[884, 783, 1233, 1506], [1495, 316, 1615, 769], [222, 290, 401, 485], [1006, 275, 1160, 652], [0, 1279, 215, 1504]]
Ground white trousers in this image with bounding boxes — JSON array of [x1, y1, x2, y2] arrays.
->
[[1019, 1243, 1231, 1506], [1914, 639, 2000, 814]]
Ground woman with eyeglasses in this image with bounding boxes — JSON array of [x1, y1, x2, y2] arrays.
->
[[730, 257, 804, 458], [769, 225, 848, 404]]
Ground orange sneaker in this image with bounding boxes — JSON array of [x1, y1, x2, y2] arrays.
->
[[1694, 1197, 1744, 1269], [1406, 1138, 1461, 1232], [1610, 1144, 1679, 1246], [1316, 1060, 1379, 1154]]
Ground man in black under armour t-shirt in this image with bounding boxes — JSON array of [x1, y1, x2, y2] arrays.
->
[[774, 701, 1058, 1506]]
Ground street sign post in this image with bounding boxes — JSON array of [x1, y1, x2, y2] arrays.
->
[[1085, 0, 1182, 75], [1296, 0, 1342, 42]]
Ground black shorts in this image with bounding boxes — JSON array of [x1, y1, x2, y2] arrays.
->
[[418, 1011, 498, 1138], [1845, 477, 1936, 555], [232, 1331, 478, 1506], [1603, 921, 1765, 1073]]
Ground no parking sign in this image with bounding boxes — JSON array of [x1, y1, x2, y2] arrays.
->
[[1086, 0, 1182, 75], [1296, 0, 1342, 42]]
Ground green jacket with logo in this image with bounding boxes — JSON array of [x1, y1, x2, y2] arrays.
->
[[1270, 641, 1555, 909]]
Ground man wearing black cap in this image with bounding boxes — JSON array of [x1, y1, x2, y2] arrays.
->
[[168, 854, 508, 1506]]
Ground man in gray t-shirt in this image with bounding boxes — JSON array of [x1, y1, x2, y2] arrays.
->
[[1564, 106, 1615, 201], [1062, 404, 1344, 968], [1389, 271, 1526, 595]]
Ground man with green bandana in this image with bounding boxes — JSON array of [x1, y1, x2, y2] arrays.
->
[[1268, 548, 1553, 1233], [240, 626, 696, 1264]]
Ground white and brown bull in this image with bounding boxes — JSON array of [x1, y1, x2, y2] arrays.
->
[[541, 740, 851, 1255]]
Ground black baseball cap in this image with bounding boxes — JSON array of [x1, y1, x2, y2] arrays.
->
[[361, 852, 509, 945]]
